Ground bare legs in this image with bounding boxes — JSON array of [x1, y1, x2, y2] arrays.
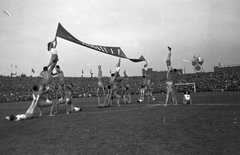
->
[[97, 65, 106, 107], [164, 92, 177, 106]]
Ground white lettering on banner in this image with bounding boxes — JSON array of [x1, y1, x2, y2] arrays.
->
[[89, 44, 94, 50], [89, 44, 94, 49], [81, 42, 102, 52], [83, 42, 90, 48], [99, 46, 105, 52], [94, 45, 101, 51], [118, 49, 120, 56], [95, 46, 102, 51], [103, 47, 108, 53], [92, 45, 97, 50], [110, 48, 114, 55], [87, 44, 91, 48]]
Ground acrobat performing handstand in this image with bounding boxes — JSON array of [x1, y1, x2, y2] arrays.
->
[[164, 46, 178, 106], [97, 65, 106, 108]]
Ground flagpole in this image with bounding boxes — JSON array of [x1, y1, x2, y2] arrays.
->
[[15, 65, 17, 75]]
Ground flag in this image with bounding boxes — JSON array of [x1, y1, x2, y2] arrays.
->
[[32, 68, 35, 73], [90, 69, 93, 77], [4, 10, 11, 16], [167, 46, 172, 51], [139, 55, 146, 61], [128, 55, 146, 62], [56, 23, 145, 63]]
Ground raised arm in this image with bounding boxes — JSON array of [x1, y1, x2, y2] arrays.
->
[[52, 37, 57, 48], [40, 70, 44, 77], [116, 58, 121, 68], [114, 58, 121, 76], [124, 70, 128, 78]]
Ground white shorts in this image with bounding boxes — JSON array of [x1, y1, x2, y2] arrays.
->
[[15, 114, 27, 121], [74, 107, 81, 112]]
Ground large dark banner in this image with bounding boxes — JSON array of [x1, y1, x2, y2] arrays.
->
[[56, 23, 146, 62]]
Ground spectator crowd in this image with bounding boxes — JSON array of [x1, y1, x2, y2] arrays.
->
[[0, 70, 240, 103]]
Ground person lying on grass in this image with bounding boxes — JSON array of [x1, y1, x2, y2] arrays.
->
[[6, 85, 54, 121]]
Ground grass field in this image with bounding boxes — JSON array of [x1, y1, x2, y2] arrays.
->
[[0, 91, 240, 155]]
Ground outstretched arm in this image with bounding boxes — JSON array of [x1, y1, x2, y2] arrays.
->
[[98, 65, 102, 78], [116, 58, 121, 68], [52, 37, 57, 48], [115, 58, 121, 76], [124, 70, 128, 78], [40, 69, 45, 77]]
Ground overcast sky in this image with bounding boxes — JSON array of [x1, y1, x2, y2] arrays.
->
[[1, 0, 240, 77]]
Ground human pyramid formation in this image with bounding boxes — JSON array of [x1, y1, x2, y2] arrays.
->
[[164, 46, 192, 106], [6, 38, 192, 121], [6, 37, 81, 121]]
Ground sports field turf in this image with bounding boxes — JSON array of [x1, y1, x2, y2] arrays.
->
[[0, 91, 240, 155]]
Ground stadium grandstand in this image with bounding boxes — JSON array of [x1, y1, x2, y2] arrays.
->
[[142, 68, 183, 77], [214, 63, 240, 72], [0, 64, 240, 103]]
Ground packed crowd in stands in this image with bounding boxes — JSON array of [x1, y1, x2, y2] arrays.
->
[[0, 70, 240, 103]]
